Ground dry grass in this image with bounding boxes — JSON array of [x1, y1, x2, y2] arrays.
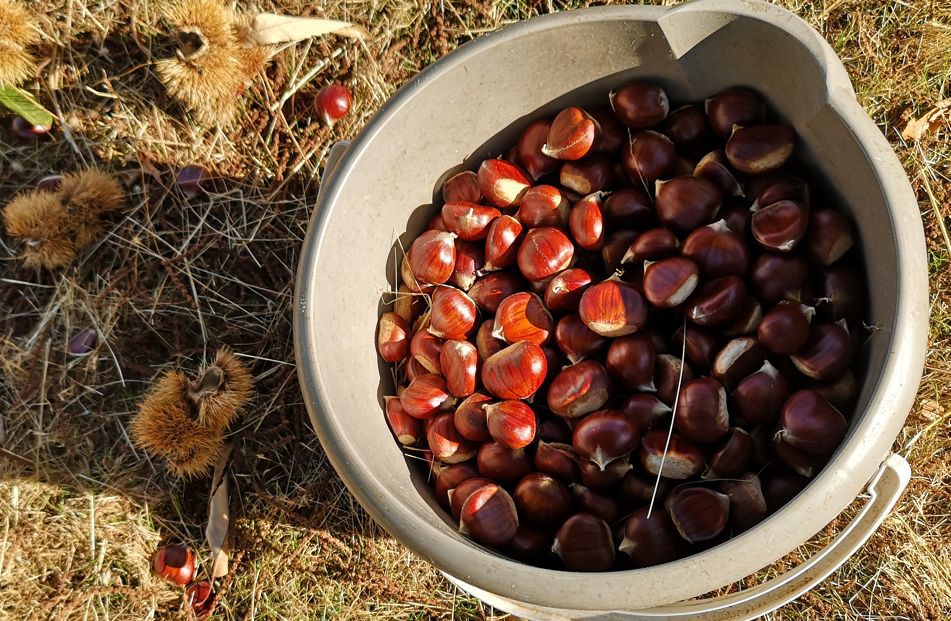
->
[[0, 0, 949, 619]]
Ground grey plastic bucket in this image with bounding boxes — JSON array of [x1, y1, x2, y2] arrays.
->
[[294, 1, 928, 618]]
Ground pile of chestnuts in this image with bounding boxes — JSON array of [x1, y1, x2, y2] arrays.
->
[[376, 81, 866, 571]]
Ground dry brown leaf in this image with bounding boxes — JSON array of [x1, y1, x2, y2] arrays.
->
[[206, 442, 233, 579], [245, 14, 367, 46], [901, 99, 951, 142]]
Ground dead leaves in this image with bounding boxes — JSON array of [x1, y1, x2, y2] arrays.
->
[[902, 100, 951, 142], [244, 14, 368, 46]]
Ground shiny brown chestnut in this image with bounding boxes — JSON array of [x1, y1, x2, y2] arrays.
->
[[485, 400, 537, 449], [602, 230, 640, 274], [448, 476, 495, 520], [811, 369, 860, 409], [725, 124, 796, 175], [570, 484, 621, 523], [643, 257, 700, 309], [655, 176, 723, 233], [751, 252, 809, 303], [682, 220, 749, 277], [619, 470, 669, 504], [442, 170, 482, 204], [555, 314, 610, 364], [492, 291, 553, 346], [468, 271, 525, 315], [453, 392, 492, 441], [818, 265, 866, 321], [450, 240, 485, 291], [535, 441, 581, 482], [621, 131, 677, 184], [762, 470, 810, 512], [750, 174, 811, 209], [553, 513, 616, 571], [405, 356, 431, 383], [441, 201, 500, 241], [537, 418, 572, 444], [568, 192, 607, 251], [459, 484, 519, 547], [605, 333, 656, 391], [666, 487, 730, 544], [758, 301, 815, 355], [790, 320, 853, 381], [578, 275, 649, 337], [663, 104, 710, 151], [723, 298, 763, 337], [516, 185, 569, 228], [434, 462, 479, 507], [514, 472, 573, 525], [640, 430, 705, 479], [545, 268, 594, 313], [406, 230, 457, 285], [428, 286, 478, 340], [807, 208, 855, 266], [517, 119, 560, 180], [694, 150, 744, 198], [384, 397, 421, 446], [427, 412, 477, 463], [751, 200, 809, 252], [542, 107, 599, 160], [573, 410, 641, 470], [602, 186, 656, 228], [546, 360, 612, 419], [776, 390, 848, 455], [704, 427, 753, 479], [611, 82, 669, 128], [590, 106, 627, 153], [655, 354, 695, 406], [619, 507, 681, 567], [579, 456, 632, 491], [475, 320, 505, 362], [401, 374, 454, 419], [671, 325, 717, 373], [705, 87, 766, 139], [439, 340, 479, 398], [675, 377, 730, 444], [508, 527, 552, 561], [719, 203, 751, 237], [732, 360, 791, 426], [711, 337, 767, 390], [481, 341, 548, 400], [477, 442, 533, 483], [483, 215, 524, 271], [772, 433, 828, 477], [561, 157, 616, 195], [622, 228, 680, 264], [478, 159, 532, 208], [377, 312, 409, 363], [687, 276, 749, 327], [517, 226, 575, 282], [720, 473, 767, 532], [620, 394, 671, 431]]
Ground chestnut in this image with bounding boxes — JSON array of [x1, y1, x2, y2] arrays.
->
[[602, 186, 656, 228], [686, 276, 749, 327], [663, 104, 710, 151], [405, 356, 431, 383], [542, 106, 600, 160], [619, 508, 681, 567], [732, 360, 790, 426], [811, 369, 859, 409], [442, 170, 482, 204], [517, 119, 560, 180], [723, 299, 763, 337], [483, 215, 524, 271], [568, 192, 607, 251], [705, 87, 766, 139], [776, 390, 848, 455], [153, 544, 196, 587], [377, 312, 409, 363], [552, 513, 616, 571], [410, 329, 443, 374], [671, 325, 717, 373], [579, 456, 631, 491], [807, 208, 855, 266], [642, 257, 700, 309], [517, 227, 575, 282], [428, 286, 478, 340], [762, 470, 809, 512], [546, 360, 612, 419], [459, 484, 519, 548], [468, 271, 526, 315], [772, 434, 828, 477], [590, 106, 627, 153], [573, 410, 641, 470], [666, 487, 730, 544], [750, 174, 811, 208], [675, 377, 730, 444], [401, 374, 454, 419], [622, 228, 680, 263], [602, 230, 640, 274], [453, 392, 492, 441], [555, 313, 610, 364], [514, 472, 573, 525], [481, 341, 548, 400], [448, 476, 495, 520], [477, 442, 533, 483], [605, 333, 655, 391], [544, 268, 594, 312], [751, 252, 809, 303], [485, 400, 537, 449], [694, 150, 744, 198], [720, 473, 767, 532], [478, 159, 531, 207], [516, 185, 569, 228], [817, 265, 866, 321], [611, 81, 669, 128], [427, 412, 477, 463], [619, 470, 668, 504], [704, 427, 753, 479], [757, 301, 814, 355], [711, 337, 767, 390], [434, 462, 480, 507], [535, 441, 581, 482], [492, 291, 553, 346], [655, 176, 722, 233], [578, 275, 648, 337], [475, 319, 505, 362], [385, 396, 421, 446], [439, 340, 479, 397], [561, 157, 616, 195], [621, 131, 677, 184], [719, 203, 751, 237], [450, 240, 485, 291], [725, 124, 796, 175], [790, 320, 853, 381], [640, 430, 705, 479], [655, 354, 695, 405], [570, 483, 621, 523], [508, 527, 552, 561], [682, 220, 749, 277], [441, 201, 501, 241], [620, 393, 671, 431], [406, 230, 457, 285], [751, 200, 809, 252]]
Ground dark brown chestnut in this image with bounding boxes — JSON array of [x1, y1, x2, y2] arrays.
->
[[655, 354, 695, 406], [619, 394, 671, 431], [459, 483, 519, 547], [605, 334, 656, 391], [514, 472, 573, 525], [706, 87, 766, 139], [568, 192, 607, 251], [758, 301, 815, 355], [704, 427, 753, 479], [453, 392, 492, 441], [671, 325, 717, 373], [537, 418, 572, 444], [655, 176, 723, 233], [621, 131, 676, 184], [611, 82, 669, 128], [776, 390, 848, 455], [675, 377, 730, 444], [817, 265, 866, 321], [643, 257, 700, 309], [545, 268, 594, 312], [553, 513, 616, 571], [772, 434, 828, 477], [571, 484, 621, 524], [602, 230, 640, 274], [477, 442, 533, 482], [720, 473, 767, 532], [640, 430, 705, 479], [732, 361, 791, 426], [811, 370, 859, 409], [516, 119, 560, 180], [711, 337, 767, 390], [468, 271, 526, 315], [722, 299, 763, 337], [579, 456, 632, 491], [555, 313, 610, 364], [535, 441, 581, 483], [725, 124, 796, 175], [750, 174, 811, 209], [590, 106, 627, 153], [762, 470, 809, 512], [619, 470, 669, 504], [573, 410, 641, 470], [790, 320, 853, 381], [719, 203, 751, 237], [806, 208, 855, 266], [682, 220, 749, 277], [561, 157, 616, 195], [508, 527, 552, 561], [663, 104, 710, 151], [434, 462, 479, 508], [449, 477, 495, 520], [751, 200, 809, 252], [666, 487, 730, 543], [546, 361, 612, 419], [687, 276, 749, 327], [602, 186, 657, 228], [694, 150, 744, 198], [751, 252, 809, 303], [619, 507, 681, 567], [622, 228, 681, 264]]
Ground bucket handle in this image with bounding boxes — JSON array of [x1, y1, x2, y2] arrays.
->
[[444, 453, 910, 621]]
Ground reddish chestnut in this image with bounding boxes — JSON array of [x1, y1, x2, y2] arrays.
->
[[546, 360, 612, 419], [555, 313, 609, 364], [427, 412, 477, 463], [655, 176, 723, 233], [611, 82, 669, 128], [475, 320, 505, 362], [666, 487, 730, 543], [553, 513, 616, 571], [481, 341, 548, 400], [578, 276, 648, 337], [621, 131, 676, 184], [514, 472, 573, 524], [605, 334, 655, 391], [573, 410, 641, 470], [314, 83, 351, 124], [542, 107, 599, 160], [428, 286, 477, 340], [643, 257, 700, 309], [516, 185, 569, 228], [485, 401, 537, 449], [439, 340, 479, 397], [517, 227, 575, 282], [483, 215, 523, 271], [478, 159, 532, 207], [401, 374, 454, 419], [442, 170, 482, 204], [450, 240, 485, 291], [453, 392, 492, 441], [441, 201, 500, 241], [469, 271, 525, 315], [544, 268, 593, 312], [750, 174, 811, 209], [517, 119, 560, 180], [377, 312, 409, 363], [561, 156, 616, 196], [409, 324, 442, 373], [449, 476, 495, 520], [492, 292, 553, 345], [385, 397, 421, 446], [153, 544, 196, 587], [407, 230, 457, 285], [568, 192, 607, 251], [459, 484, 519, 547]]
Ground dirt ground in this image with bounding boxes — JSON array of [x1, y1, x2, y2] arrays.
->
[[0, 0, 949, 619]]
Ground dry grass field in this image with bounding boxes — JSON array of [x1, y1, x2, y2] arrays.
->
[[0, 0, 949, 619]]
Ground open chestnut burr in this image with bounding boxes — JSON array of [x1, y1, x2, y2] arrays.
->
[[379, 80, 867, 572]]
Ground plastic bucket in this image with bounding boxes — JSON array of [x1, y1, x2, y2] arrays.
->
[[294, 1, 928, 618]]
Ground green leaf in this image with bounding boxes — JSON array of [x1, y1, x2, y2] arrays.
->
[[0, 85, 54, 128]]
